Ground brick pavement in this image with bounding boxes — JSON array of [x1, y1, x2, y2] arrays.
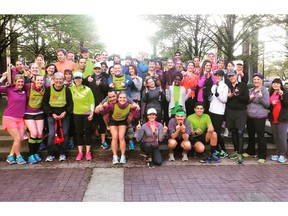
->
[[0, 159, 288, 203], [124, 164, 288, 202], [0, 168, 91, 201]]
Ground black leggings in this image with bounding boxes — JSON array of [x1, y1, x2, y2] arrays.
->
[[209, 112, 226, 151], [140, 142, 162, 166], [74, 114, 93, 146]]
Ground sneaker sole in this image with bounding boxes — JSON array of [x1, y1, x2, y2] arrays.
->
[[6, 160, 16, 165]]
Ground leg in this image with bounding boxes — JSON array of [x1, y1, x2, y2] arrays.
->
[[7, 128, 23, 157], [109, 126, 119, 156], [246, 117, 256, 155], [118, 125, 127, 156]]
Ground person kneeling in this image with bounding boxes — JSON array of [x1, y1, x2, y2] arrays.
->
[[167, 109, 192, 161], [187, 102, 219, 163], [135, 108, 168, 168]]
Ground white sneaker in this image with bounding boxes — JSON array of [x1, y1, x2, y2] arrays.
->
[[45, 155, 55, 162], [112, 155, 119, 164], [182, 151, 188, 161], [168, 152, 175, 161], [223, 128, 229, 137], [59, 154, 66, 161]]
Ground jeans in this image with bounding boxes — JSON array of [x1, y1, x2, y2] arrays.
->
[[47, 115, 70, 156], [246, 117, 267, 159]]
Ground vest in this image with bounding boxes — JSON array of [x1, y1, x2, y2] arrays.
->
[[28, 84, 45, 109], [113, 75, 126, 91], [112, 103, 131, 121], [49, 86, 67, 107]]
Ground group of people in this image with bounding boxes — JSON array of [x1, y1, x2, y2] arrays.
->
[[0, 49, 287, 168]]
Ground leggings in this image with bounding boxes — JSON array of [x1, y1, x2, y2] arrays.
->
[[140, 142, 162, 166]]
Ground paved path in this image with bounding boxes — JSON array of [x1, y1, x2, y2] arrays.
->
[[1, 160, 287, 215]]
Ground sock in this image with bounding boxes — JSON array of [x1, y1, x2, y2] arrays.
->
[[127, 125, 134, 142]]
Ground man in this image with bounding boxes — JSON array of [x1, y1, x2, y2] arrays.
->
[[136, 54, 148, 78], [174, 51, 182, 60], [167, 109, 192, 161], [67, 51, 75, 62], [122, 55, 134, 75], [54, 49, 76, 73], [79, 48, 94, 78], [187, 102, 219, 163], [84, 62, 109, 149]]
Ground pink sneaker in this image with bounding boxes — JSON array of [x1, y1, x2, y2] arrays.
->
[[86, 152, 92, 161], [75, 152, 83, 161]]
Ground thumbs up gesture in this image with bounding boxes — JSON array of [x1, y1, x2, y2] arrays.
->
[[136, 121, 141, 130], [163, 122, 168, 133]]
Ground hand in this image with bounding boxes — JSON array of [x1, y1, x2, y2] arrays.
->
[[87, 113, 93, 121], [52, 113, 59, 120], [195, 128, 202, 134], [109, 83, 115, 88], [180, 124, 186, 133], [145, 87, 148, 94], [250, 94, 255, 100], [120, 82, 125, 87], [136, 121, 141, 130], [88, 76, 93, 82], [176, 124, 181, 132], [96, 80, 100, 85], [163, 122, 168, 133], [278, 89, 283, 96], [59, 111, 66, 119]]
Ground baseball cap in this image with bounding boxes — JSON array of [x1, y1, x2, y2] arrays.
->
[[214, 70, 224, 76], [93, 62, 102, 69], [236, 60, 243, 65], [80, 47, 88, 53], [147, 108, 157, 115], [73, 72, 83, 79], [252, 72, 264, 79], [227, 70, 236, 76]]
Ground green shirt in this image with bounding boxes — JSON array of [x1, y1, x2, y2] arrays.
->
[[187, 113, 212, 137], [70, 85, 95, 114]]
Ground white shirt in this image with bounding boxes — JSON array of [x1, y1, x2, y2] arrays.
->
[[209, 81, 228, 115]]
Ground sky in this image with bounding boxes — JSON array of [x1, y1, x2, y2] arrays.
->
[[92, 14, 157, 58], [1, 0, 288, 61]]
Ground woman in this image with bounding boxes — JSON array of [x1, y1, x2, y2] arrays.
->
[[44, 63, 57, 86], [70, 72, 95, 161], [24, 74, 46, 164], [166, 72, 191, 118], [35, 54, 46, 76], [142, 59, 161, 88], [208, 70, 229, 158], [155, 60, 163, 77], [135, 108, 167, 168], [226, 70, 249, 164], [42, 72, 73, 162], [269, 78, 288, 163], [0, 73, 27, 164], [193, 56, 201, 76], [142, 76, 165, 123], [244, 73, 270, 163], [180, 60, 198, 116], [197, 59, 216, 113], [100, 91, 140, 164], [63, 69, 74, 87], [128, 65, 142, 103]]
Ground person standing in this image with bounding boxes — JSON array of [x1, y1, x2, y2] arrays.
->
[[180, 60, 198, 116], [0, 73, 27, 164], [54, 49, 76, 73], [24, 75, 46, 164], [70, 72, 95, 161], [225, 70, 249, 164], [83, 62, 110, 149], [42, 72, 73, 162], [79, 48, 94, 78], [100, 91, 140, 164], [135, 108, 168, 168], [208, 70, 229, 159], [243, 73, 270, 163], [269, 78, 288, 163]]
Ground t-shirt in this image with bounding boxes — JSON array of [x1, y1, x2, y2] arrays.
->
[[187, 113, 212, 137]]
